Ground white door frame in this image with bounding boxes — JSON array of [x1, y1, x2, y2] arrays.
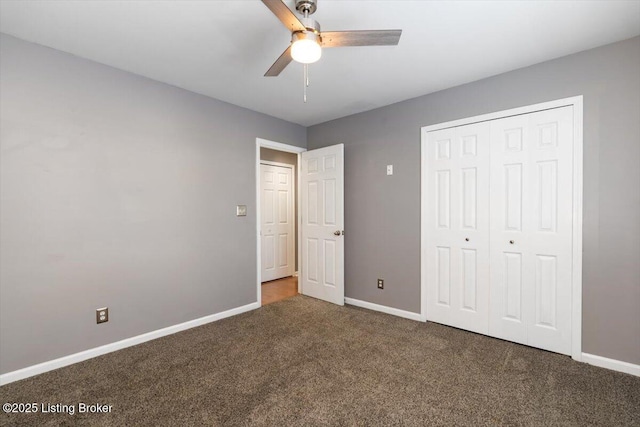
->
[[256, 138, 306, 307], [420, 96, 584, 361]]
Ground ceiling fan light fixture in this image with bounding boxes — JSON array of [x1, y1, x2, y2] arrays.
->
[[291, 32, 322, 64]]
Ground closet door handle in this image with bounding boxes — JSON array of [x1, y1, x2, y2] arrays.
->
[[509, 240, 515, 245], [465, 238, 469, 242]]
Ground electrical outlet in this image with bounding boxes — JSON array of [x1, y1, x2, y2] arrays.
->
[[377, 279, 384, 289], [96, 307, 109, 324]]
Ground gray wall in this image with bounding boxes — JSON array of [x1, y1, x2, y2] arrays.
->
[[308, 37, 640, 365], [0, 34, 306, 374], [260, 147, 298, 271]]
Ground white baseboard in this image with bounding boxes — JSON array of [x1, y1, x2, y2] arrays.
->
[[344, 297, 422, 322], [0, 301, 260, 386], [581, 353, 640, 377]]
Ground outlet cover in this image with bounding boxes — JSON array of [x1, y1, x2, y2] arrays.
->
[[386, 165, 393, 175], [96, 307, 109, 324], [236, 205, 247, 216], [377, 279, 384, 289]]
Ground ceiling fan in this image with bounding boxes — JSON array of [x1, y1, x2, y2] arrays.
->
[[261, 0, 402, 101]]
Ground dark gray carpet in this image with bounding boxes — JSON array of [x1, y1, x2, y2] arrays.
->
[[1, 295, 639, 426]]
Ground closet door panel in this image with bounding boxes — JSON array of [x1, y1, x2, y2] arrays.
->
[[526, 107, 573, 355], [426, 123, 490, 334], [489, 115, 530, 345], [489, 107, 573, 354]]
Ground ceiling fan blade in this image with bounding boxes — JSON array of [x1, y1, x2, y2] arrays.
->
[[261, 0, 307, 33], [321, 30, 402, 47], [265, 45, 293, 77]]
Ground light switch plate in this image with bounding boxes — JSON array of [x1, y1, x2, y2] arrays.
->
[[236, 205, 247, 216], [386, 165, 393, 175]]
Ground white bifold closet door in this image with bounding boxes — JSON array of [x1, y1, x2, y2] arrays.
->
[[489, 106, 574, 355], [425, 105, 574, 356], [425, 122, 491, 335]]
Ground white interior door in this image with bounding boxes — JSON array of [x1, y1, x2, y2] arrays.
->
[[489, 106, 574, 355], [300, 144, 344, 305], [260, 164, 295, 282], [425, 122, 491, 334]]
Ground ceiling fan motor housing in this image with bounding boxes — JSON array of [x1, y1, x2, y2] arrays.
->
[[292, 29, 321, 46], [292, 17, 321, 50], [298, 17, 321, 35], [295, 0, 317, 16]]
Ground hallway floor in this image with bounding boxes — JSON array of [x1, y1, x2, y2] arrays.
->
[[261, 276, 298, 306]]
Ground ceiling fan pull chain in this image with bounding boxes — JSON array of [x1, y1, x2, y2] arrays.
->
[[303, 64, 307, 103]]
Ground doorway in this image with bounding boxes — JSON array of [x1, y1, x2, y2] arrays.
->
[[256, 138, 345, 307], [256, 139, 305, 306]]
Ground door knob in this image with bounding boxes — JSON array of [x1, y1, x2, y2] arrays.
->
[[334, 230, 341, 236], [509, 240, 515, 244], [465, 238, 469, 242]]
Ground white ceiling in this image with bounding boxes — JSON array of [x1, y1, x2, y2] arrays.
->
[[1, 1, 639, 126]]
